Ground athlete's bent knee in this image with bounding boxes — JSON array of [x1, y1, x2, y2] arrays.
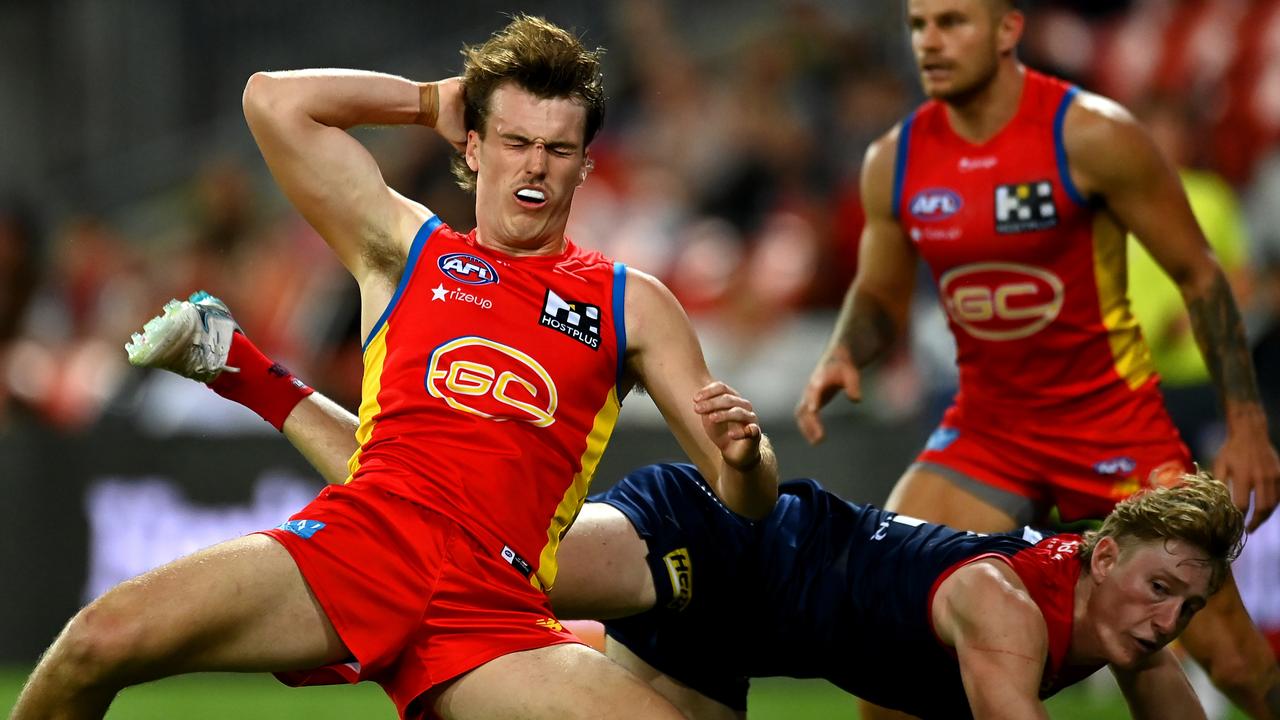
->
[[53, 598, 160, 690]]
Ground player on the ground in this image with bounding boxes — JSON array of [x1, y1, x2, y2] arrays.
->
[[12, 16, 777, 720], [121, 297, 1239, 720], [794, 1, 1280, 715]]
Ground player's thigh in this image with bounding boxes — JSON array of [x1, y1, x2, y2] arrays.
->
[[606, 636, 744, 720], [71, 532, 345, 676], [431, 642, 686, 720], [550, 502, 656, 620], [885, 465, 1019, 533]]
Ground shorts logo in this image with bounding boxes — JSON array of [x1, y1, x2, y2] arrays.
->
[[909, 188, 963, 221], [940, 262, 1064, 341], [535, 617, 566, 633], [540, 289, 601, 350], [425, 337, 557, 427], [1093, 456, 1137, 476], [438, 253, 499, 286], [501, 545, 534, 578], [278, 519, 326, 539], [663, 548, 693, 612], [925, 426, 960, 451], [995, 180, 1058, 233]]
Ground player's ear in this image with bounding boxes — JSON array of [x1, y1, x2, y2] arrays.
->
[[996, 9, 1024, 56], [465, 130, 481, 173], [578, 155, 594, 186], [1091, 536, 1120, 580]]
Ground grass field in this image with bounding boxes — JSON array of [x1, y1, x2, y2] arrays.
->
[[0, 665, 1246, 718]]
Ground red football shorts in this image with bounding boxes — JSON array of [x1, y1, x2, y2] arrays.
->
[[916, 401, 1193, 522], [257, 482, 581, 719]]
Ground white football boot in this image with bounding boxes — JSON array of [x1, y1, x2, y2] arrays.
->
[[124, 290, 239, 383]]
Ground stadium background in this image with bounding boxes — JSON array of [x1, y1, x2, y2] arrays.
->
[[1, 0, 1278, 716]]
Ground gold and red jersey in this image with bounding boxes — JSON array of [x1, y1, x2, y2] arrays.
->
[[350, 216, 626, 590], [895, 69, 1165, 440]]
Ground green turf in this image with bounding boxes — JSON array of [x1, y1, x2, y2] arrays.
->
[[0, 666, 1247, 718]]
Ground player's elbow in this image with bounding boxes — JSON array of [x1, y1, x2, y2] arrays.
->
[[242, 71, 292, 125], [1168, 248, 1223, 301]]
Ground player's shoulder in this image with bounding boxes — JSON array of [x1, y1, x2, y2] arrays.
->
[[936, 558, 1045, 634], [861, 116, 916, 188], [619, 266, 687, 343], [1061, 88, 1142, 150], [865, 106, 922, 166], [562, 237, 618, 271]]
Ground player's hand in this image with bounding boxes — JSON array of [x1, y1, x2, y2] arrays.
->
[[1213, 420, 1280, 532], [694, 381, 763, 471], [432, 77, 467, 152], [794, 345, 861, 445]]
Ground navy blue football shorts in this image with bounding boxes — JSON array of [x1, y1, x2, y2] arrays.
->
[[589, 463, 755, 711]]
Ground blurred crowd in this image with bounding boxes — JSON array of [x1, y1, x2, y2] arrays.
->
[[2, 0, 1280, 451]]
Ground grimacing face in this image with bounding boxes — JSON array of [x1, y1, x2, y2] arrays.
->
[[906, 0, 1005, 101], [1085, 536, 1213, 669], [465, 82, 589, 252]]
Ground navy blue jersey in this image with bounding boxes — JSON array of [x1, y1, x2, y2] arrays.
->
[[593, 463, 1091, 718]]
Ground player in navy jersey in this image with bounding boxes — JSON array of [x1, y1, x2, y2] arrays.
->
[[127, 311, 1241, 719], [795, 0, 1280, 716]]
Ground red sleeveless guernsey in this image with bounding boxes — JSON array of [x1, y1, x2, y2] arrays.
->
[[350, 216, 626, 590], [895, 69, 1164, 438]]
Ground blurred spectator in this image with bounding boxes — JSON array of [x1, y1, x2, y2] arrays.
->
[[6, 215, 145, 429], [0, 198, 41, 428]]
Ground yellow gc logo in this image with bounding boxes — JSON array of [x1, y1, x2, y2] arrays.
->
[[426, 337, 558, 427], [939, 262, 1064, 341]]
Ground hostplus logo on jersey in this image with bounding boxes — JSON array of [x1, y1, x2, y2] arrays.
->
[[908, 187, 963, 222], [995, 180, 1058, 233], [438, 253, 499, 285], [539, 289, 601, 350]]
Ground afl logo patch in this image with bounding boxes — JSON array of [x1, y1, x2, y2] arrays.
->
[[909, 188, 963, 221], [438, 253, 499, 285]]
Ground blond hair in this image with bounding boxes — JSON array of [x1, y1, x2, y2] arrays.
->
[[1080, 471, 1245, 593], [451, 15, 606, 192]]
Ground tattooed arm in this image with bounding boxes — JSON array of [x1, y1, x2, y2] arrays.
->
[[1065, 90, 1279, 531], [795, 126, 918, 445]]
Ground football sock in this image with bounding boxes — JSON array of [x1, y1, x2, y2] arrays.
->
[[209, 332, 314, 431]]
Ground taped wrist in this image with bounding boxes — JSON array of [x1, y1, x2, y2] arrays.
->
[[416, 82, 439, 128]]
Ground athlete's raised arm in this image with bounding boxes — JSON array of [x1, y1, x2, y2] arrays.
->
[[1064, 93, 1280, 531], [623, 269, 778, 519], [242, 71, 462, 290], [1112, 647, 1209, 720], [932, 560, 1051, 720], [796, 127, 918, 444]]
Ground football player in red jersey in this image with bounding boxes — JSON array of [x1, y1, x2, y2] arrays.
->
[[13, 16, 777, 720], [113, 313, 1242, 719], [795, 1, 1280, 717]]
